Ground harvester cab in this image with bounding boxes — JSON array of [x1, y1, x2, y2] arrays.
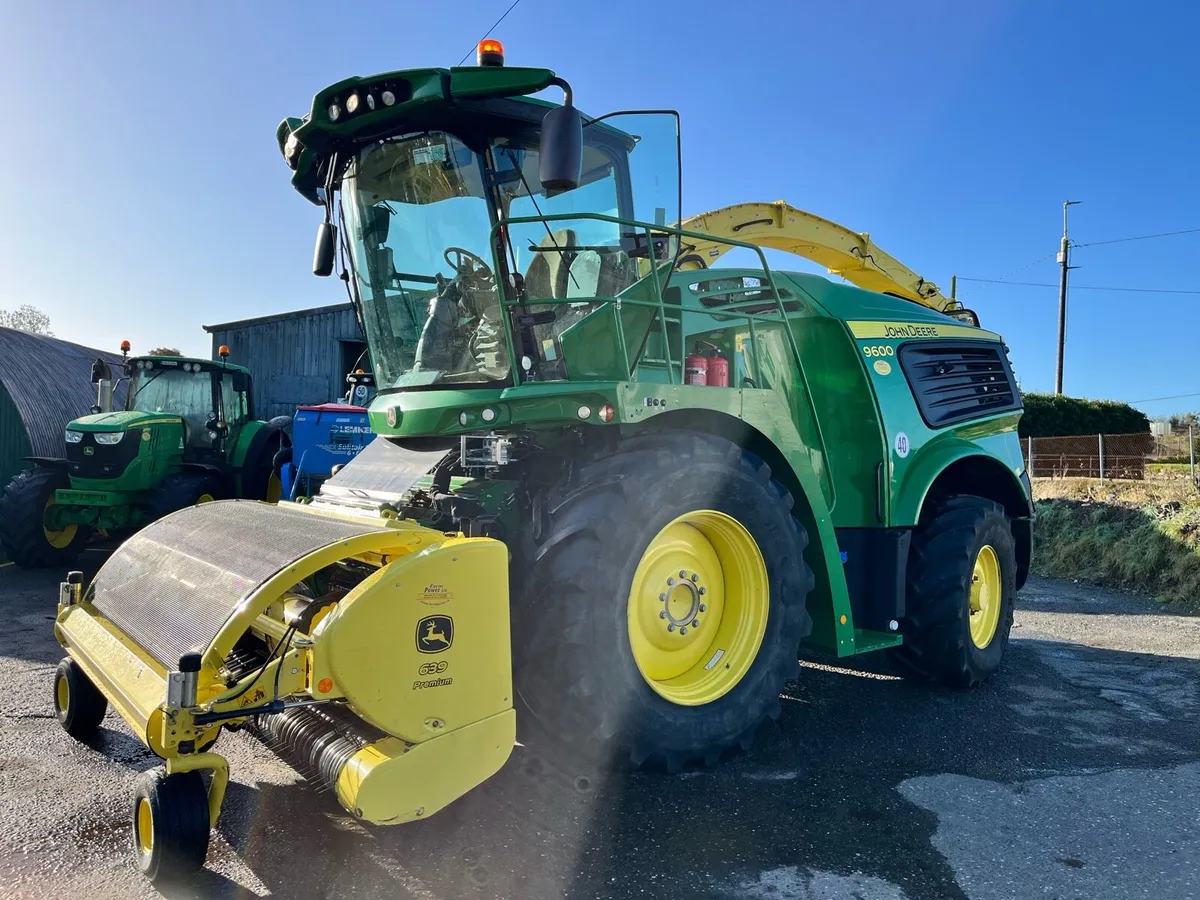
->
[[0, 344, 288, 568], [53, 42, 1031, 884]]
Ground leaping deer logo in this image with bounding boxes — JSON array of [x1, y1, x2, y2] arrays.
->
[[416, 615, 454, 653]]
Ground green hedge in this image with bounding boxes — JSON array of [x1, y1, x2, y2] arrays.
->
[[1019, 393, 1149, 438]]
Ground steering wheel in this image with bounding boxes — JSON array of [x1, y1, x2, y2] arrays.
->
[[444, 247, 492, 281]]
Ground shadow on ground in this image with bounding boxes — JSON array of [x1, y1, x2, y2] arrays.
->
[[141, 634, 1200, 900]]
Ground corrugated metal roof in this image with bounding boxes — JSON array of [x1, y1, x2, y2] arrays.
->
[[0, 328, 126, 457], [203, 302, 353, 333]]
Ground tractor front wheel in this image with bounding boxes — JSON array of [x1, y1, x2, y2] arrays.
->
[[146, 473, 222, 522], [513, 433, 814, 770], [887, 497, 1017, 687], [132, 768, 210, 883], [0, 468, 92, 569]]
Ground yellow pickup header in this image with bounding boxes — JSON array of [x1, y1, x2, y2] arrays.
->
[[847, 321, 1002, 342]]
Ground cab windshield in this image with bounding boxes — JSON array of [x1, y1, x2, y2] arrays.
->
[[341, 113, 679, 389], [128, 366, 213, 417]]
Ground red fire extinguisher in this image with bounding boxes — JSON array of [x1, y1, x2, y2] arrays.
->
[[685, 347, 709, 385], [685, 341, 730, 387], [707, 351, 729, 387]]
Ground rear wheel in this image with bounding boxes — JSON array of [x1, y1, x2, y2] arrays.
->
[[887, 497, 1017, 687], [132, 768, 210, 883], [145, 473, 222, 522], [513, 433, 813, 770], [0, 468, 92, 568], [53, 657, 108, 740]]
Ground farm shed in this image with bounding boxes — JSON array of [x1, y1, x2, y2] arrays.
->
[[0, 328, 126, 486], [203, 303, 366, 419]]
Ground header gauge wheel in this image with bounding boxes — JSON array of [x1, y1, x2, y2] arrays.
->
[[132, 768, 210, 883]]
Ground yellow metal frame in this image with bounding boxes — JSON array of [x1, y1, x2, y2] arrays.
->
[[680, 201, 957, 314], [55, 506, 516, 832]]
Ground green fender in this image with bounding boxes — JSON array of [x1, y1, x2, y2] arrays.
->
[[892, 433, 1030, 527]]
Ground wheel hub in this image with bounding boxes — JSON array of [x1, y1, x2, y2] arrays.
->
[[627, 510, 769, 706], [969, 544, 1002, 649], [660, 572, 706, 634]]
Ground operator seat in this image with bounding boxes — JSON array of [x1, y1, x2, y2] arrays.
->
[[523, 230, 577, 300]]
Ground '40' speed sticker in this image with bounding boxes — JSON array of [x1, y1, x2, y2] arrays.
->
[[894, 432, 910, 458]]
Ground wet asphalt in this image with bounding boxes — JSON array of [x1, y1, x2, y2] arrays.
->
[[1, 558, 1197, 900]]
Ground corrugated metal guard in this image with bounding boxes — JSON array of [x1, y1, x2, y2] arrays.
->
[[0, 328, 127, 484], [204, 303, 363, 418]]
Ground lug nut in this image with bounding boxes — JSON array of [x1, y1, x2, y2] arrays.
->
[[698, 603, 707, 612], [698, 587, 707, 595], [659, 592, 667, 601], [692, 619, 701, 628], [667, 623, 675, 632], [679, 570, 687, 578], [680, 627, 688, 635], [667, 577, 675, 586], [691, 573, 699, 582], [659, 611, 667, 619]]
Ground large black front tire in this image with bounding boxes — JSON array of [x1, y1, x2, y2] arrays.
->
[[513, 433, 814, 770], [132, 768, 210, 883], [888, 497, 1017, 687], [0, 468, 92, 569], [145, 473, 223, 523]]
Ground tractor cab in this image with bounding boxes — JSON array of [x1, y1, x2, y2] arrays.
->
[[279, 50, 681, 396], [123, 355, 254, 457]]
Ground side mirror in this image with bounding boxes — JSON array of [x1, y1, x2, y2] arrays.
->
[[539, 104, 583, 193], [230, 371, 250, 393], [313, 222, 337, 277]]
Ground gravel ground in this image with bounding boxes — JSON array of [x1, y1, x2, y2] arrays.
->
[[1, 561, 1197, 900]]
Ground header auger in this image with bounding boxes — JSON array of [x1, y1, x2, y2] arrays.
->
[[53, 44, 1031, 884]]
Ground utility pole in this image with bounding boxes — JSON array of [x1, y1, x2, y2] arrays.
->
[[1055, 200, 1081, 395]]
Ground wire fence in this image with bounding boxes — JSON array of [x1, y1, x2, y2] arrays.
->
[[1024, 429, 1200, 483]]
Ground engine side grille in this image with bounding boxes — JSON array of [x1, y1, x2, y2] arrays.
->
[[899, 342, 1020, 427]]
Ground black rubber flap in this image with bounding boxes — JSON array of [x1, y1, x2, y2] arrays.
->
[[90, 500, 385, 667]]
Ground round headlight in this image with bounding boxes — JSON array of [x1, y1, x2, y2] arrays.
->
[[386, 406, 398, 428], [346, 93, 360, 114], [459, 412, 470, 426], [327, 103, 341, 122], [481, 407, 497, 423], [365, 93, 376, 111], [284, 133, 300, 159], [577, 406, 592, 420], [381, 90, 396, 107], [182, 363, 191, 372]]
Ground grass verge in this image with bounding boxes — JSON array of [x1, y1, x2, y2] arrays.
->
[[1032, 478, 1200, 608]]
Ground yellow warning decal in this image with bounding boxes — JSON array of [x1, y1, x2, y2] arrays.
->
[[847, 321, 1002, 342]]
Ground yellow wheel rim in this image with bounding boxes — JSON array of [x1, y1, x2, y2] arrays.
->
[[196, 493, 215, 504], [265, 472, 283, 503], [43, 496, 78, 549], [55, 674, 69, 717], [627, 510, 769, 706], [136, 798, 153, 855], [969, 544, 1002, 648]]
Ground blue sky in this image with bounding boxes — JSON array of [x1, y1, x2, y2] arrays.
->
[[2, 1, 1197, 415]]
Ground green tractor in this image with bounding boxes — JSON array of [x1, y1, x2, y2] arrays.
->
[[0, 345, 289, 568]]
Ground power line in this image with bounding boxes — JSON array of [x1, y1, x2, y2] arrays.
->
[[457, 0, 524, 66], [1074, 226, 1200, 248], [1128, 391, 1200, 405], [957, 277, 1200, 295]]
